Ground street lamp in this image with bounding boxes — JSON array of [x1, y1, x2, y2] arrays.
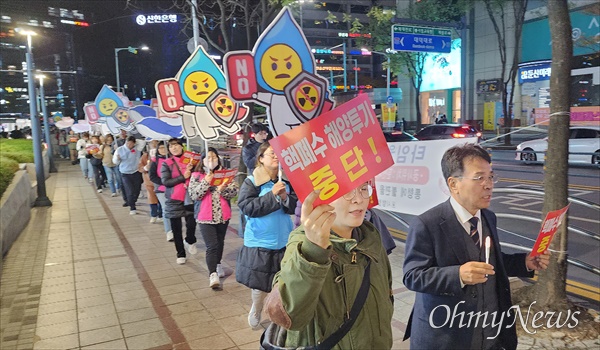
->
[[371, 50, 392, 99], [114, 45, 149, 92], [37, 74, 57, 173], [295, 0, 313, 29], [16, 27, 52, 207]]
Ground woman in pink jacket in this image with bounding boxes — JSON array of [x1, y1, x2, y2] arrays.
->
[[188, 147, 238, 290]]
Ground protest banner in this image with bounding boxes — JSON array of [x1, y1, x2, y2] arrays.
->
[[374, 138, 477, 215], [181, 151, 201, 166], [210, 169, 237, 186], [269, 94, 393, 206], [85, 144, 100, 155], [530, 204, 570, 257]]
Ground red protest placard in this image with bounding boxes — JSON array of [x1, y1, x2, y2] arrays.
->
[[530, 204, 570, 257], [269, 94, 394, 206], [181, 151, 201, 166], [210, 169, 237, 186], [86, 144, 100, 155]]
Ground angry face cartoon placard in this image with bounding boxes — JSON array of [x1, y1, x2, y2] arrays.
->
[[224, 7, 334, 137], [155, 46, 247, 140]]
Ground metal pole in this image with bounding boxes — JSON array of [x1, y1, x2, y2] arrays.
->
[[25, 34, 52, 207], [386, 56, 391, 98], [114, 48, 120, 92], [191, 0, 200, 48], [354, 59, 358, 91], [343, 42, 347, 92], [39, 77, 57, 173]]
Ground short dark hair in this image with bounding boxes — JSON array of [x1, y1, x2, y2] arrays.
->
[[194, 147, 222, 173], [441, 143, 491, 181], [168, 138, 183, 146], [126, 136, 136, 143], [251, 123, 268, 134]]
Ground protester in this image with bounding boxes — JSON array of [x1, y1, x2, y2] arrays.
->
[[76, 132, 93, 180], [263, 184, 394, 349], [241, 122, 269, 175], [402, 143, 550, 349], [139, 143, 160, 223], [89, 135, 105, 193], [236, 141, 297, 328], [113, 136, 143, 214], [116, 129, 128, 147], [161, 138, 197, 265], [68, 130, 78, 162], [100, 134, 121, 197], [188, 147, 238, 289], [149, 142, 173, 241], [58, 130, 69, 159]]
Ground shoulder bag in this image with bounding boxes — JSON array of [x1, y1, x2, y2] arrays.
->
[[260, 259, 371, 350]]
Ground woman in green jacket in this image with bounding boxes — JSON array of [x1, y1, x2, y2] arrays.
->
[[265, 183, 394, 350]]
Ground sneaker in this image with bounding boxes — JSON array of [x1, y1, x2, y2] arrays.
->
[[248, 303, 261, 328], [216, 264, 227, 278], [209, 272, 220, 289], [111, 193, 118, 197], [166, 231, 174, 242], [184, 241, 198, 255], [129, 210, 136, 215], [157, 217, 164, 223], [150, 217, 157, 224], [97, 189, 102, 193], [176, 257, 186, 265], [122, 203, 128, 207]]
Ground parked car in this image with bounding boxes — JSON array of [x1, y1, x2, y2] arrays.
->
[[414, 124, 483, 141], [384, 131, 419, 142], [515, 126, 600, 166]]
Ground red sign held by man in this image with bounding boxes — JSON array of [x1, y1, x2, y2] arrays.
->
[[530, 204, 570, 257]]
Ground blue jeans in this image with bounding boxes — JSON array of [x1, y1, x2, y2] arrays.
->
[[79, 158, 90, 178], [104, 165, 122, 194], [156, 192, 172, 233]]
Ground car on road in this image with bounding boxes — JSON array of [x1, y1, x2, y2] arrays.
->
[[384, 131, 419, 142], [414, 123, 483, 141], [515, 126, 600, 166]]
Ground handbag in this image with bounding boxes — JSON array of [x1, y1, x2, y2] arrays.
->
[[260, 259, 372, 350]]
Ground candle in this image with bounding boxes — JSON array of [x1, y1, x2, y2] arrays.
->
[[485, 237, 491, 278]]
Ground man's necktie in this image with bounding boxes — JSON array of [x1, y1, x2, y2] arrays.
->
[[468, 217, 480, 248]]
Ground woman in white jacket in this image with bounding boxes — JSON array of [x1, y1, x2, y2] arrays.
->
[[76, 132, 93, 181]]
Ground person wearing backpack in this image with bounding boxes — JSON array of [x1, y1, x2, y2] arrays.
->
[[237, 141, 298, 329]]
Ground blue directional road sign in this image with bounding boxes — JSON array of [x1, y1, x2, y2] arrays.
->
[[391, 25, 452, 54]]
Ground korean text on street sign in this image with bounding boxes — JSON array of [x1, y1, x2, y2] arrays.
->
[[391, 24, 452, 53], [530, 204, 570, 257], [269, 94, 394, 206]]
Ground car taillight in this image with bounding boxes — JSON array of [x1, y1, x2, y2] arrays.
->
[[452, 133, 466, 138], [476, 132, 482, 137]]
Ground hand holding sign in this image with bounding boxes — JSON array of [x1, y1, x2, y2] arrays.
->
[[301, 191, 335, 249], [526, 250, 550, 271]]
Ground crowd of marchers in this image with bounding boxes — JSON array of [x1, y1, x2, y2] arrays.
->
[[46, 124, 550, 350]]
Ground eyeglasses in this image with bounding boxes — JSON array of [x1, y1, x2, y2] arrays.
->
[[262, 152, 277, 159], [456, 175, 499, 184], [342, 184, 373, 201]]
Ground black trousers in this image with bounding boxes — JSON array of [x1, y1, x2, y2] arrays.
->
[[199, 221, 229, 274], [121, 172, 142, 210], [171, 207, 197, 258], [91, 164, 104, 190]]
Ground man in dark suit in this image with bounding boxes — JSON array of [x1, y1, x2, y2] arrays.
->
[[403, 143, 550, 350]]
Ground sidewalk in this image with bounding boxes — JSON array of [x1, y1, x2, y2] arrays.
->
[[0, 161, 411, 349], [0, 160, 596, 349]]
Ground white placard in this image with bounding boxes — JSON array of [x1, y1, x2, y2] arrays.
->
[[374, 138, 478, 215]]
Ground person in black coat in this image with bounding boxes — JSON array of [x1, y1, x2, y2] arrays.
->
[[242, 123, 269, 175]]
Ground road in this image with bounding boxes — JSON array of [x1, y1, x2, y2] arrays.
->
[[375, 148, 600, 308]]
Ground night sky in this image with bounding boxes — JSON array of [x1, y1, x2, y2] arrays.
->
[[3, 0, 197, 104]]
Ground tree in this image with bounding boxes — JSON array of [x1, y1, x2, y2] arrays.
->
[[365, 1, 466, 128], [482, 0, 528, 146], [515, 0, 572, 312]]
